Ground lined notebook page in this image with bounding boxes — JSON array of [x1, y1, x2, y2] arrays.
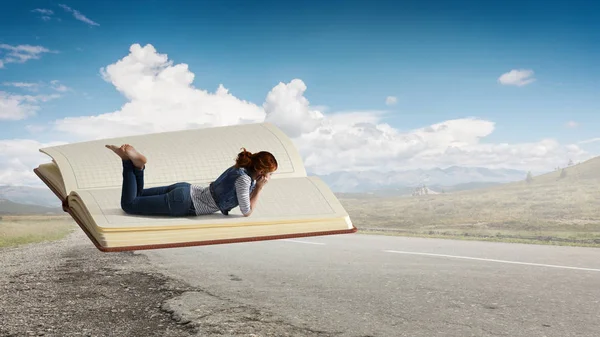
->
[[40, 123, 306, 192], [72, 176, 349, 229]]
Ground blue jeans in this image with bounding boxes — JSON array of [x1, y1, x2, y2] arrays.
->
[[120, 160, 196, 217]]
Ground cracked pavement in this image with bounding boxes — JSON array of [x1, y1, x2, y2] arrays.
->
[[2, 230, 600, 336], [0, 231, 338, 336]]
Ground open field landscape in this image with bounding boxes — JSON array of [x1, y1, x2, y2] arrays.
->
[[0, 215, 76, 248], [2, 157, 599, 249], [338, 157, 600, 247]]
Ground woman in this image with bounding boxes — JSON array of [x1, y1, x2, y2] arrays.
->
[[105, 144, 277, 217]]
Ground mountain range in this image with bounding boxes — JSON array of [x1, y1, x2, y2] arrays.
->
[[0, 198, 63, 215], [0, 185, 62, 208], [313, 166, 529, 194]]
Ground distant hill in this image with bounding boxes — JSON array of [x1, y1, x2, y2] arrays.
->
[[337, 155, 600, 245], [315, 166, 528, 193], [334, 181, 505, 198], [0, 198, 63, 215], [0, 185, 60, 208], [434, 181, 504, 193], [530, 156, 600, 183], [458, 155, 600, 194]]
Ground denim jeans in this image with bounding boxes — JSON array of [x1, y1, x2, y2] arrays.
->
[[120, 160, 196, 217]]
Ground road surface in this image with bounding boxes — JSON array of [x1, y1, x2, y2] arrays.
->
[[141, 234, 600, 337]]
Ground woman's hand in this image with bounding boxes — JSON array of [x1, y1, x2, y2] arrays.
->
[[256, 174, 269, 188]]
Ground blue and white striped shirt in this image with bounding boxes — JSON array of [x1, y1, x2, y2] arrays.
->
[[234, 174, 252, 215], [189, 175, 253, 216]]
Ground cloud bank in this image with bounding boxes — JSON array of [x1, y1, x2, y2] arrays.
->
[[0, 44, 591, 185], [0, 91, 61, 121], [0, 139, 67, 186], [0, 80, 68, 121]]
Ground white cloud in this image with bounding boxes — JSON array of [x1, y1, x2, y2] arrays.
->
[[32, 8, 54, 15], [263, 79, 324, 138], [565, 120, 578, 128], [25, 125, 48, 133], [0, 44, 55, 68], [0, 92, 40, 120], [0, 139, 67, 186], [2, 82, 40, 91], [385, 96, 397, 106], [296, 117, 507, 174], [0, 43, 591, 186], [50, 80, 70, 92], [311, 105, 329, 113], [407, 137, 586, 173], [53, 44, 265, 139], [0, 91, 61, 121], [578, 138, 600, 145], [31, 8, 54, 21], [3, 80, 69, 93], [498, 69, 536, 86], [58, 4, 99, 26]]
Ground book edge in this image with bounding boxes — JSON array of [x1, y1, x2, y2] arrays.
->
[[33, 167, 69, 212], [65, 203, 357, 252], [260, 123, 307, 177], [38, 147, 78, 194]]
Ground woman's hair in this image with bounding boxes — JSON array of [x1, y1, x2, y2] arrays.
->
[[235, 148, 278, 173]]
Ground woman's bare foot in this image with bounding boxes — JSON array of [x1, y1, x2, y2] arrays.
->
[[105, 144, 128, 160], [123, 144, 147, 169]]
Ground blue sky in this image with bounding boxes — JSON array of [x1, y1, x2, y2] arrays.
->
[[1, 0, 600, 182]]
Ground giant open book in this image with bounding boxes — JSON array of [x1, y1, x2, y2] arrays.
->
[[34, 123, 356, 252]]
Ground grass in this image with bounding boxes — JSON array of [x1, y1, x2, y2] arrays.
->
[[0, 215, 77, 249], [338, 158, 600, 248]]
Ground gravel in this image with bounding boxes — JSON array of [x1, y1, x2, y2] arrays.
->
[[0, 230, 198, 337], [0, 230, 334, 337]]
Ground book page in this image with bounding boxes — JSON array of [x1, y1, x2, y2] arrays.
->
[[39, 123, 306, 193], [34, 162, 67, 200], [69, 176, 349, 230]]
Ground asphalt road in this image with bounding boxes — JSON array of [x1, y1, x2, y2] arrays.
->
[[140, 234, 600, 337]]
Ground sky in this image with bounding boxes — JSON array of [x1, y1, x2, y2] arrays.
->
[[1, 0, 599, 186]]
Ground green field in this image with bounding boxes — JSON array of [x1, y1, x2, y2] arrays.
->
[[0, 215, 76, 248], [338, 157, 600, 247]]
